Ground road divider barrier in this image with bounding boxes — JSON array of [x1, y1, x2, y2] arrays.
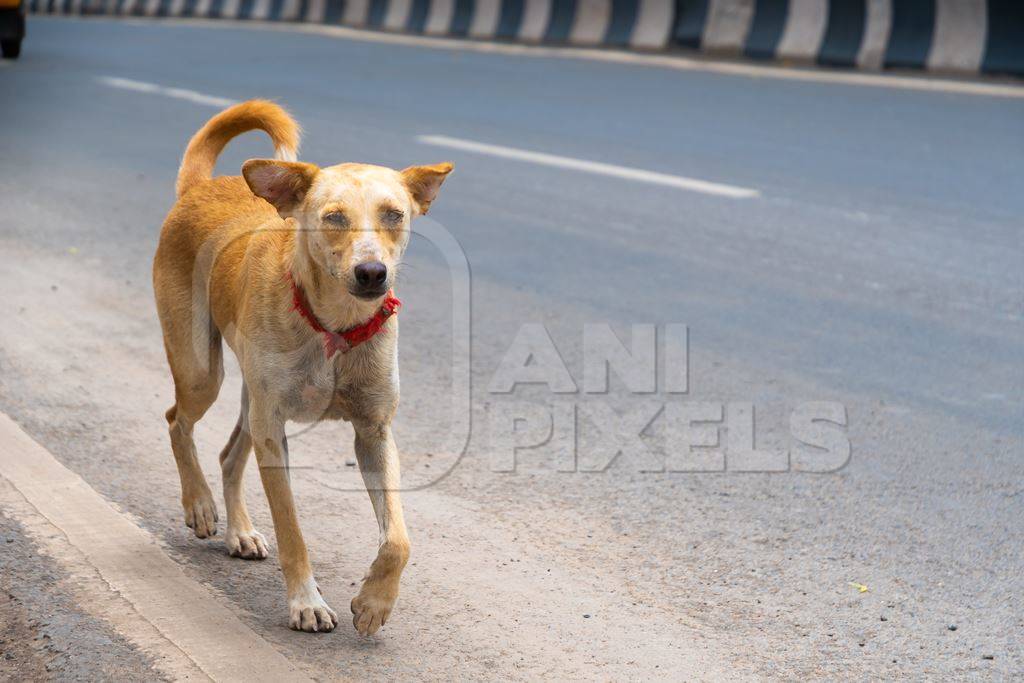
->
[[29, 0, 1023, 77]]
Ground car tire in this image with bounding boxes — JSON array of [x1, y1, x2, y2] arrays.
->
[[1, 39, 20, 60]]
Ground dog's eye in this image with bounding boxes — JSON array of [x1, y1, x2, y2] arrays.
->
[[323, 211, 349, 227], [382, 209, 404, 225]]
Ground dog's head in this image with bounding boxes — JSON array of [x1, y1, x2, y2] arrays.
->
[[242, 159, 453, 301]]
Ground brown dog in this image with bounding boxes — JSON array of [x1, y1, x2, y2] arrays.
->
[[153, 100, 451, 634]]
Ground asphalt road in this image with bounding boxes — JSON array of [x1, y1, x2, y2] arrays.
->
[[0, 16, 1021, 680]]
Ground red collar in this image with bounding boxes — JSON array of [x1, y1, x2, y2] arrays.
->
[[286, 272, 401, 358]]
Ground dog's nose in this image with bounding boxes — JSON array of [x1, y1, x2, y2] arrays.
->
[[354, 261, 387, 288]]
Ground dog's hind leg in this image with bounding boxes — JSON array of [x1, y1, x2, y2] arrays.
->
[[159, 300, 224, 539], [220, 383, 268, 559]]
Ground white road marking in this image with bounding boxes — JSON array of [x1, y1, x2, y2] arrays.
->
[[418, 134, 761, 198], [96, 75, 236, 108], [0, 411, 306, 681]]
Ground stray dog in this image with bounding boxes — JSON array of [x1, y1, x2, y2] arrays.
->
[[153, 100, 452, 634]]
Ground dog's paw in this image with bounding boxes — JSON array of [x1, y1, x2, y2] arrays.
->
[[182, 492, 218, 538], [350, 583, 398, 636], [225, 527, 269, 560], [289, 586, 338, 633]]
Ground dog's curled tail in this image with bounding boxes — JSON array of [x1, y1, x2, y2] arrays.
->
[[176, 99, 301, 198]]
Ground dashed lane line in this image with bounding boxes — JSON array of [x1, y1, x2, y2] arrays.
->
[[418, 134, 761, 198], [97, 75, 237, 108]]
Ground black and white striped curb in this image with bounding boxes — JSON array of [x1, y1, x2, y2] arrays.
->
[[29, 0, 1024, 77], [675, 1, 1023, 76]]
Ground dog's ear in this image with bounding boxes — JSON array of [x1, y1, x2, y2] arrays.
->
[[401, 162, 453, 215], [242, 159, 319, 216]]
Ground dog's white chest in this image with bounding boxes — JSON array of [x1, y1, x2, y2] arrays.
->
[[285, 354, 364, 424], [283, 358, 337, 421]]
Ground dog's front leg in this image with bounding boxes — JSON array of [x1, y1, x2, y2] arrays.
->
[[350, 420, 410, 636], [250, 404, 338, 633]]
